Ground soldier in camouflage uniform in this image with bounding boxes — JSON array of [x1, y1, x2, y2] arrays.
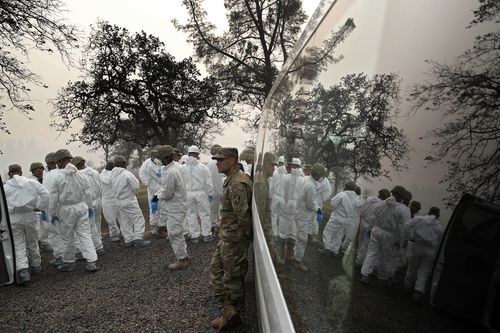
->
[[209, 148, 253, 330]]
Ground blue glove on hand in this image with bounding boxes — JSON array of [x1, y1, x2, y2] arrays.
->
[[151, 201, 158, 215], [316, 209, 323, 224], [151, 195, 159, 203], [40, 211, 47, 222], [156, 170, 161, 177], [51, 216, 60, 225], [88, 208, 94, 219], [208, 195, 214, 203]]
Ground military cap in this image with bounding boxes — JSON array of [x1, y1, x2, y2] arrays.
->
[[344, 181, 356, 191], [311, 163, 326, 178], [212, 147, 239, 160], [157, 145, 174, 158], [263, 152, 277, 165], [45, 152, 56, 164], [173, 148, 182, 156], [429, 206, 440, 218], [391, 185, 406, 197], [29, 162, 44, 172], [8, 164, 22, 174], [303, 164, 312, 171], [54, 149, 73, 162], [113, 155, 127, 165], [71, 156, 85, 166], [150, 149, 158, 158], [210, 144, 222, 156], [240, 147, 255, 162]]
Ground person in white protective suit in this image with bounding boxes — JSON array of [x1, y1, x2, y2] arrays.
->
[[72, 156, 104, 254], [138, 148, 162, 237], [207, 144, 224, 234], [404, 206, 444, 304], [356, 188, 391, 266], [308, 167, 332, 244], [239, 146, 255, 178], [181, 145, 216, 243], [4, 164, 49, 286], [153, 145, 190, 270], [99, 161, 121, 242], [28, 161, 51, 253], [276, 158, 303, 262], [41, 153, 66, 266], [271, 156, 287, 240], [293, 163, 323, 272], [360, 185, 411, 285], [319, 181, 362, 256], [111, 155, 150, 248], [47, 149, 99, 272]]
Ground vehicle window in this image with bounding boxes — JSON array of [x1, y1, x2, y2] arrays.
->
[[455, 207, 500, 250]]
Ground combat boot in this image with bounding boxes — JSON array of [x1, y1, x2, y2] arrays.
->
[[168, 257, 190, 270], [211, 303, 241, 331]]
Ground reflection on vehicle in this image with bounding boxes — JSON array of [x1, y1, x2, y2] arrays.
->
[[253, 0, 499, 331]]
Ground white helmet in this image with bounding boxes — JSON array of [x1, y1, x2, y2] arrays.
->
[[291, 158, 301, 166], [188, 145, 200, 154]]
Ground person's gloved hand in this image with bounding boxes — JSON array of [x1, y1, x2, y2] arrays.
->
[[151, 201, 158, 215], [156, 170, 161, 177], [208, 195, 214, 203], [40, 211, 47, 222], [316, 209, 323, 224], [51, 216, 60, 225], [88, 208, 94, 219], [151, 195, 159, 203]]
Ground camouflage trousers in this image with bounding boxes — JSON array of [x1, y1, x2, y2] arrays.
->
[[209, 239, 250, 305]]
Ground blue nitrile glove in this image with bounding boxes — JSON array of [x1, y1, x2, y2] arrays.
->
[[88, 208, 94, 219], [208, 195, 214, 203], [316, 209, 323, 224], [156, 170, 161, 177], [51, 216, 60, 225], [40, 211, 47, 222], [151, 195, 159, 203], [151, 200, 158, 215]]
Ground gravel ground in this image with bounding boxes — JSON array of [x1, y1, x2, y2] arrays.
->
[[0, 193, 257, 332]]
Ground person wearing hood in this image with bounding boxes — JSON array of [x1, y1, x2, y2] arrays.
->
[[29, 161, 51, 252], [207, 144, 224, 234], [276, 158, 303, 263], [404, 207, 444, 304], [360, 185, 410, 285], [4, 164, 49, 286], [111, 155, 150, 248], [154, 145, 190, 270], [138, 148, 162, 237], [99, 161, 121, 242], [270, 155, 287, 240], [308, 165, 332, 244], [293, 163, 323, 272], [181, 145, 215, 243], [72, 156, 104, 255], [319, 181, 361, 257], [46, 149, 99, 272], [41, 152, 65, 266]]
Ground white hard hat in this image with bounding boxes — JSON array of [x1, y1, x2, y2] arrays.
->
[[188, 145, 200, 154], [291, 158, 301, 166], [278, 156, 285, 163]]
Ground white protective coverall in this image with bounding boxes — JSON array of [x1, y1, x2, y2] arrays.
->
[[157, 161, 188, 260], [181, 156, 214, 238], [138, 158, 162, 227], [80, 167, 103, 251], [271, 165, 287, 237], [99, 169, 121, 238], [42, 169, 65, 260], [277, 169, 302, 240], [28, 175, 50, 247], [322, 190, 361, 254], [309, 177, 332, 236], [360, 197, 408, 280], [207, 159, 224, 229], [4, 175, 49, 270], [47, 163, 97, 263], [294, 175, 319, 262], [356, 196, 381, 265], [110, 166, 146, 244], [404, 215, 444, 293]]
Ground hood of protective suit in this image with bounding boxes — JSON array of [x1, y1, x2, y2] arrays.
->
[[62, 163, 78, 175], [291, 168, 302, 176], [111, 166, 126, 178], [276, 165, 286, 174], [100, 169, 112, 185], [385, 196, 398, 207], [6, 175, 30, 189], [186, 156, 199, 166]]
